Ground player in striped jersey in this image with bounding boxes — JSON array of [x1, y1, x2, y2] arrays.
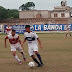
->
[[5, 29, 26, 64], [5, 25, 12, 35]]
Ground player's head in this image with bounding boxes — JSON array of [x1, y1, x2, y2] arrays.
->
[[11, 29, 16, 36], [8, 24, 10, 27], [25, 25, 30, 32], [66, 25, 68, 27]]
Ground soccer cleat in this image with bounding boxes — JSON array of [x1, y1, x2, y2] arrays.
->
[[64, 37, 66, 38], [37, 64, 41, 67], [40, 64, 44, 67], [37, 64, 42, 67], [37, 64, 44, 67], [19, 61, 22, 64], [24, 58, 26, 61]]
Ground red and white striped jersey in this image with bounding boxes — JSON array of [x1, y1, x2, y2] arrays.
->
[[5, 26, 12, 34], [6, 34, 19, 44], [6, 26, 12, 31]]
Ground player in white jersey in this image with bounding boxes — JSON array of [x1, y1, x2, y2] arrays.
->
[[5, 29, 26, 64], [22, 25, 44, 67], [5, 25, 12, 34], [64, 25, 72, 38]]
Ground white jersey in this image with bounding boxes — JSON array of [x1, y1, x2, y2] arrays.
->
[[24, 32, 38, 46], [5, 26, 12, 34], [6, 34, 23, 52], [24, 31, 39, 56]]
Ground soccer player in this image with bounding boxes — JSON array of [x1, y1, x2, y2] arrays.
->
[[5, 29, 26, 64], [5, 25, 12, 34], [22, 25, 44, 67], [64, 25, 72, 38]]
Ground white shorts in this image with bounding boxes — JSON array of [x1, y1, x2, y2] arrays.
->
[[7, 31, 11, 35], [66, 30, 70, 33], [28, 44, 38, 56], [10, 44, 23, 52]]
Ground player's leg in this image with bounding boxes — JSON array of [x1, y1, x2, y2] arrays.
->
[[66, 33, 68, 37], [10, 45, 22, 64], [20, 52, 26, 61], [17, 46, 26, 61], [31, 55, 41, 67], [28, 47, 41, 67], [65, 33, 67, 38], [34, 51, 44, 66], [33, 45, 44, 67], [69, 33, 72, 38], [12, 51, 22, 64]]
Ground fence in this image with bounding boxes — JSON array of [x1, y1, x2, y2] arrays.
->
[[0, 25, 4, 33], [4, 24, 72, 34]]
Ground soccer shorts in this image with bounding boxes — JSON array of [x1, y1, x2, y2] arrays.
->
[[66, 30, 70, 33], [10, 44, 23, 52], [28, 44, 38, 56], [7, 31, 11, 35]]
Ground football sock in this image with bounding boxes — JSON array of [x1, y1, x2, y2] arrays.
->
[[36, 54, 43, 64], [14, 55, 21, 62], [70, 34, 71, 37], [21, 52, 25, 59], [66, 34, 67, 37], [32, 57, 40, 65]]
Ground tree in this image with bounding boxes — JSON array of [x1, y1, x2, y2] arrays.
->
[[0, 6, 19, 20], [7, 9, 19, 19], [0, 6, 8, 19], [19, 2, 35, 11]]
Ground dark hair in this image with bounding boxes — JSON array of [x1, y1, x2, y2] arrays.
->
[[25, 25, 30, 28], [12, 29, 16, 32]]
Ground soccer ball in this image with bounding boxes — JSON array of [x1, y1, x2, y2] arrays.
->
[[28, 62, 35, 68]]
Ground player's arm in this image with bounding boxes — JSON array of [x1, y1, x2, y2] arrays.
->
[[18, 36, 26, 45], [18, 36, 24, 49], [21, 33, 27, 46], [5, 36, 8, 48], [34, 32, 43, 48], [21, 38, 26, 45], [37, 38, 43, 49], [18, 36, 21, 44], [21, 38, 26, 48]]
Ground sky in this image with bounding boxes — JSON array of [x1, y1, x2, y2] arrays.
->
[[0, 0, 72, 10]]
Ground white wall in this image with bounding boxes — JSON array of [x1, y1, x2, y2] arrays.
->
[[40, 11, 48, 18], [19, 11, 34, 18], [19, 11, 70, 19], [19, 10, 49, 18], [65, 13, 70, 18], [51, 12, 70, 18]]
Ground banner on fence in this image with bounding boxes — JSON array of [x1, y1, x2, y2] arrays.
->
[[0, 25, 4, 33], [4, 24, 72, 34]]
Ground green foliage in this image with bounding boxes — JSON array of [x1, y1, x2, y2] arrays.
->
[[0, 6, 8, 19], [19, 2, 35, 11], [7, 9, 19, 19], [0, 2, 35, 19], [0, 6, 19, 20]]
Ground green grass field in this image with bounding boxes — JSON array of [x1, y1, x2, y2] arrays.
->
[[0, 33, 72, 72]]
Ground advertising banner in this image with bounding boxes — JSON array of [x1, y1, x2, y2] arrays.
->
[[0, 25, 3, 33], [4, 24, 72, 34]]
